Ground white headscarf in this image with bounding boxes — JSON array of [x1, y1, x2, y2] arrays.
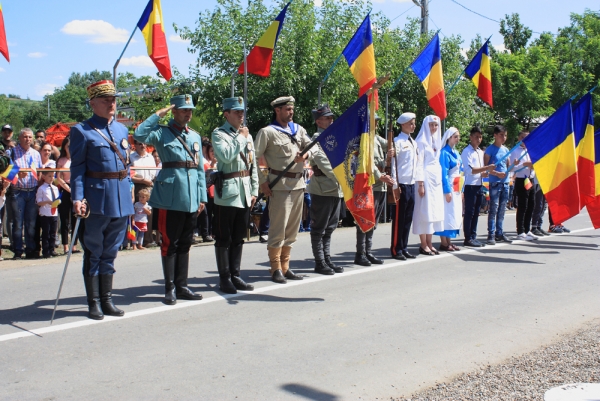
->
[[415, 115, 441, 152], [441, 127, 459, 148]]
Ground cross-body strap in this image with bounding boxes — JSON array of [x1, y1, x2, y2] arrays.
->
[[167, 126, 197, 162], [87, 120, 129, 168]]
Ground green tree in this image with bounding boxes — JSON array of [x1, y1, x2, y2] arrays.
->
[[499, 13, 532, 53]]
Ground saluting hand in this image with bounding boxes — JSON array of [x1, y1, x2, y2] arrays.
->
[[156, 105, 175, 118]]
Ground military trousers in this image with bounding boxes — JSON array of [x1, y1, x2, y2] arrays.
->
[[309, 194, 342, 261], [156, 209, 197, 257], [212, 203, 249, 248], [79, 214, 128, 276], [357, 191, 386, 253], [390, 184, 415, 256], [267, 189, 303, 248]]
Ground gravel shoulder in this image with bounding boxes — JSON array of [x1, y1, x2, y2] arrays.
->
[[394, 320, 600, 401]]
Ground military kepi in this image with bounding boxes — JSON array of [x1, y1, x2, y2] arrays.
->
[[271, 96, 295, 108], [87, 80, 119, 99], [171, 94, 195, 109], [223, 97, 244, 111]]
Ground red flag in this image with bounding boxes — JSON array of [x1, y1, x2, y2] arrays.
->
[[0, 3, 10, 63]]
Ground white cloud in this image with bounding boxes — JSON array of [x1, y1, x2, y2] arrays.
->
[[61, 20, 134, 44], [36, 83, 60, 96], [169, 34, 190, 44], [0, 67, 5, 72], [28, 52, 47, 58], [313, 0, 322, 6], [120, 55, 154, 67], [7, 41, 16, 47], [493, 43, 509, 53]]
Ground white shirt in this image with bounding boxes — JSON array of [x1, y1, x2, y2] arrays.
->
[[36, 183, 59, 217], [509, 147, 535, 179], [391, 132, 418, 187], [461, 144, 485, 185], [130, 152, 157, 181]]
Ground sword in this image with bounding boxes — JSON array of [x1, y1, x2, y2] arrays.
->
[[50, 199, 90, 324]]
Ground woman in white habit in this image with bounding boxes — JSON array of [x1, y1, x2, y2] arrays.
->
[[435, 127, 463, 251], [412, 115, 444, 255]]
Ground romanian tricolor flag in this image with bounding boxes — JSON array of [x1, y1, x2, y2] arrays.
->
[[28, 155, 38, 179], [342, 14, 377, 100], [0, 3, 9, 62], [464, 40, 493, 108], [238, 2, 290, 77], [572, 93, 596, 208], [0, 160, 18, 184], [126, 217, 137, 241], [316, 95, 375, 233], [586, 130, 600, 228], [410, 33, 447, 119], [523, 101, 579, 225], [137, 0, 172, 81]]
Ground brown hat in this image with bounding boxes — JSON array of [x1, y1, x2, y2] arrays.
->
[[87, 80, 120, 100]]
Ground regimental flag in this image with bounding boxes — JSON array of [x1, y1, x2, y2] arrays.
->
[[573, 93, 596, 209], [0, 160, 19, 184], [523, 100, 579, 225], [464, 40, 493, 107], [342, 14, 377, 100], [0, 3, 9, 62], [410, 33, 447, 119], [316, 95, 375, 233], [238, 2, 290, 77], [137, 0, 172, 81]]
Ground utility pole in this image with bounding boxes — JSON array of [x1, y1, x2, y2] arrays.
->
[[412, 0, 429, 35], [47, 98, 50, 119]]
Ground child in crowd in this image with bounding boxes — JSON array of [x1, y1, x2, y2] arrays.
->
[[133, 188, 152, 250], [36, 171, 59, 258]]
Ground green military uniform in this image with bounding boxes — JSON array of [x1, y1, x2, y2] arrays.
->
[[307, 104, 344, 275], [254, 96, 313, 284], [355, 130, 390, 266], [211, 97, 258, 294], [134, 94, 206, 305]]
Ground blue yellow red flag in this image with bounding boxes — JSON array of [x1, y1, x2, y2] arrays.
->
[[464, 40, 493, 107], [586, 129, 600, 228], [238, 2, 290, 77], [137, 0, 172, 81], [410, 33, 447, 119], [315, 95, 375, 232], [342, 15, 377, 100], [0, 160, 19, 184], [522, 100, 579, 224], [572, 93, 596, 208]]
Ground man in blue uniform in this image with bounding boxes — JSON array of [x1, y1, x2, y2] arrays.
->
[[134, 95, 207, 305], [211, 97, 258, 294], [70, 80, 134, 320]]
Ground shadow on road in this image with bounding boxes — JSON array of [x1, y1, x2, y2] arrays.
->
[[225, 293, 324, 305], [281, 383, 341, 401]]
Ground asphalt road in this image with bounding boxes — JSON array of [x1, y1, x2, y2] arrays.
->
[[0, 210, 598, 400]]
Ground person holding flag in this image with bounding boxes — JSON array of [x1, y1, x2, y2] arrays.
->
[[254, 96, 313, 284], [36, 170, 60, 258], [484, 125, 511, 245], [307, 104, 344, 275], [510, 131, 538, 241], [6, 128, 42, 260]]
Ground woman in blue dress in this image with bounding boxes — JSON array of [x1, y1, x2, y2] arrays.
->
[[436, 127, 463, 251]]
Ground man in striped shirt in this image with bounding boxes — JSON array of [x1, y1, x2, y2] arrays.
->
[[7, 128, 42, 259]]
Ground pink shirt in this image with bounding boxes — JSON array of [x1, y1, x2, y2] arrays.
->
[[57, 157, 71, 184]]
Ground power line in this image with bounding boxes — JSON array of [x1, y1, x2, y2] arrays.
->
[[389, 4, 417, 23]]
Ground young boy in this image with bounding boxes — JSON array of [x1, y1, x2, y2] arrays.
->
[[36, 171, 59, 258], [133, 188, 152, 250], [484, 125, 510, 245]]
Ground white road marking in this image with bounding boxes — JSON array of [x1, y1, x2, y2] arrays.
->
[[0, 227, 595, 343]]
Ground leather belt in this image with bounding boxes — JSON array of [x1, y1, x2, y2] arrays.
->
[[162, 161, 198, 169], [86, 170, 128, 180], [311, 165, 326, 177], [269, 168, 302, 179], [223, 170, 250, 179]]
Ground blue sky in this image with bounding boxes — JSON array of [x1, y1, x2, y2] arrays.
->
[[0, 0, 598, 100]]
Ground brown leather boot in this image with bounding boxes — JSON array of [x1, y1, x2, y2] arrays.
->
[[268, 247, 285, 284], [281, 245, 302, 280]]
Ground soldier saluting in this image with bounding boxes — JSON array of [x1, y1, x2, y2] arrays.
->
[[134, 94, 207, 305], [211, 97, 258, 294], [254, 96, 313, 284]]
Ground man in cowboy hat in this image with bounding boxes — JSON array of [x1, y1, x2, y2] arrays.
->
[[254, 96, 314, 284], [70, 80, 134, 320], [134, 94, 206, 305]]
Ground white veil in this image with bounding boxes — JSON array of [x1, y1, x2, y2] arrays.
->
[[441, 126, 459, 148], [415, 115, 442, 152]]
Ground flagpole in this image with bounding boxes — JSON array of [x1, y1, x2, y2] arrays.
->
[[113, 24, 138, 93], [446, 35, 492, 96], [243, 45, 248, 124]]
